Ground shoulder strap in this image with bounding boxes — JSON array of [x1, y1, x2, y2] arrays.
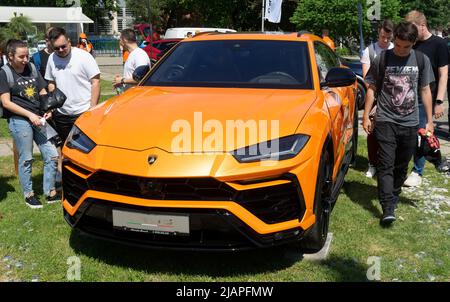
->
[[414, 50, 425, 85], [0, 64, 13, 118], [376, 49, 388, 96], [29, 62, 38, 78], [368, 43, 376, 66], [1, 64, 15, 89]]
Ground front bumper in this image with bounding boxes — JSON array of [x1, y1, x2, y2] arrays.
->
[[62, 160, 310, 250]]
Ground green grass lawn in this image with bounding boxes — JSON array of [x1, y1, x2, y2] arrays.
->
[[0, 138, 449, 282], [100, 78, 115, 96]]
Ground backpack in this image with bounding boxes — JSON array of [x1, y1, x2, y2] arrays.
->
[[0, 63, 39, 118], [31, 51, 42, 72], [376, 49, 425, 96]]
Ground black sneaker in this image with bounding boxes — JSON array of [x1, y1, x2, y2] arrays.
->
[[25, 195, 43, 209], [46, 192, 62, 204], [380, 206, 396, 226]]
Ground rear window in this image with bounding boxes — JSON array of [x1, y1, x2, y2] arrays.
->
[[144, 40, 313, 89]]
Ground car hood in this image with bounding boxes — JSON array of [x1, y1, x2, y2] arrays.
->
[[77, 86, 317, 152]]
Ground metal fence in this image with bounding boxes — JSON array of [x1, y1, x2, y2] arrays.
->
[[90, 38, 121, 57]]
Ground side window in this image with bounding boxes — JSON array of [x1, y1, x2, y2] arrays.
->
[[314, 44, 328, 82], [314, 42, 340, 82]]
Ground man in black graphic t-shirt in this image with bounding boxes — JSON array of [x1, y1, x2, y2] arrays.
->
[[363, 21, 435, 227]]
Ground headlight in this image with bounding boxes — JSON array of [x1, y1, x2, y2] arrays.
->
[[65, 126, 96, 153], [231, 134, 309, 163]]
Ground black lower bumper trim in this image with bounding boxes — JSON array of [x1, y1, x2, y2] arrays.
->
[[64, 199, 305, 251]]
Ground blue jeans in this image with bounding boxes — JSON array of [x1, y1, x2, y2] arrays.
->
[[412, 104, 427, 176], [8, 116, 58, 197]]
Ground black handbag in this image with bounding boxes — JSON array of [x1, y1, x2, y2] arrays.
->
[[40, 88, 67, 112]]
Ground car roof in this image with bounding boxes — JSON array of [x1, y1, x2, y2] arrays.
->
[[181, 32, 324, 43]]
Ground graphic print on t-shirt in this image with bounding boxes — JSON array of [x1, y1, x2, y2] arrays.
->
[[383, 65, 419, 116], [13, 78, 39, 103], [383, 74, 415, 115]]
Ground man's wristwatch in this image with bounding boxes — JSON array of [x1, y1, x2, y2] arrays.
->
[[436, 99, 443, 105], [121, 77, 125, 85]]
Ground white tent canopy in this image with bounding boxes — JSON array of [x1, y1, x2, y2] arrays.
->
[[0, 6, 93, 24]]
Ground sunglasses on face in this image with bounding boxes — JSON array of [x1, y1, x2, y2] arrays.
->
[[53, 44, 68, 51]]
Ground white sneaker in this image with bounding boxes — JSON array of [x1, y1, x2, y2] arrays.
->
[[365, 165, 377, 178], [403, 171, 422, 187]]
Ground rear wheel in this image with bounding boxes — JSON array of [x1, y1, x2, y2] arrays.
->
[[298, 150, 332, 253], [356, 81, 366, 110]]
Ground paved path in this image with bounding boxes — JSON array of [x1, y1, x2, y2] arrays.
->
[[96, 56, 123, 82]]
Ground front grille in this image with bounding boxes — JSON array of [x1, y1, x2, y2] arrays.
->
[[63, 162, 305, 225], [88, 171, 236, 201]]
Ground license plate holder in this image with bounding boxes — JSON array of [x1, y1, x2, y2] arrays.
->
[[112, 209, 190, 236]]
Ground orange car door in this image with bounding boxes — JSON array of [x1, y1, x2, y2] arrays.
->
[[314, 42, 347, 168]]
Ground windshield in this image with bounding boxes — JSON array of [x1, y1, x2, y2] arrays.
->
[[153, 41, 179, 51], [144, 40, 313, 89]]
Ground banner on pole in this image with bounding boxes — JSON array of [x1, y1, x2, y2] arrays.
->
[[264, 0, 283, 24]]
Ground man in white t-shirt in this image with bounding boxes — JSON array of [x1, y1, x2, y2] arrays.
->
[[361, 20, 395, 77], [45, 27, 101, 186], [45, 27, 101, 143], [360, 19, 394, 179], [112, 28, 150, 92]]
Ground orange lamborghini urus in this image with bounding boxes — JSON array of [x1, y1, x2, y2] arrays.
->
[[62, 32, 357, 252]]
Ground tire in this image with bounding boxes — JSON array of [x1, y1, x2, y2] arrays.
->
[[298, 150, 332, 253], [356, 81, 366, 111]]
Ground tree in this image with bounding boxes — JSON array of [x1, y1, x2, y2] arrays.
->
[[125, 0, 296, 32], [78, 0, 118, 23], [290, 0, 402, 46], [0, 15, 34, 41], [399, 0, 450, 28]]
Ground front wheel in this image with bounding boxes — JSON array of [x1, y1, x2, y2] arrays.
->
[[298, 150, 332, 253]]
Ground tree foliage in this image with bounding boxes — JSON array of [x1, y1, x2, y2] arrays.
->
[[399, 0, 450, 28], [290, 0, 403, 45], [126, 0, 299, 32], [0, 16, 34, 42]]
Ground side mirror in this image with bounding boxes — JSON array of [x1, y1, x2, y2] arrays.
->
[[321, 67, 356, 88], [132, 65, 150, 82]]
